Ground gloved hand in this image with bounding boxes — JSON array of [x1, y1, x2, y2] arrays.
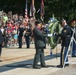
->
[[53, 32, 59, 36], [47, 34, 52, 37]]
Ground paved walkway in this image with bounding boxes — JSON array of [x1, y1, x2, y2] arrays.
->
[[0, 44, 76, 75]]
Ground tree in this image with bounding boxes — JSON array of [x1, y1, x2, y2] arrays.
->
[[0, 0, 76, 22]]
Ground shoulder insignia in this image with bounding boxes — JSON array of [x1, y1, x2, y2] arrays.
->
[[64, 30, 66, 32]]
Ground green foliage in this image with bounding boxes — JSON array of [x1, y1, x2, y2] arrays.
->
[[48, 20, 61, 49], [0, 0, 76, 22]]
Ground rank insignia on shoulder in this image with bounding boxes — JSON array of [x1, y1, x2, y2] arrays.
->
[[64, 30, 66, 32]]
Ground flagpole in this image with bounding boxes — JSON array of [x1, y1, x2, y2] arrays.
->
[[32, 0, 34, 17], [25, 0, 28, 18], [32, 0, 34, 7], [32, 0, 36, 17], [40, 0, 44, 22], [29, 0, 36, 30]]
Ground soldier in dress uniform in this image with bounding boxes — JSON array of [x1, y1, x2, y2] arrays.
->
[[71, 20, 76, 57], [18, 22, 24, 48], [57, 19, 72, 67], [24, 25, 31, 48]]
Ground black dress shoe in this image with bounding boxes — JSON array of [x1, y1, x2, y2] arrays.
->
[[0, 60, 2, 62], [33, 66, 41, 69], [65, 64, 69, 66], [26, 47, 30, 48], [57, 65, 63, 68], [18, 47, 22, 48], [41, 65, 49, 68], [72, 55, 76, 57]]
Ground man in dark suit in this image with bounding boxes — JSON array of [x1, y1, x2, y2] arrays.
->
[[33, 20, 52, 69], [0, 25, 3, 62]]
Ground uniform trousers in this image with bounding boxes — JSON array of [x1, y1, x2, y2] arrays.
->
[[60, 46, 68, 66], [72, 41, 76, 56], [18, 36, 22, 48], [25, 36, 30, 48], [0, 44, 2, 56]]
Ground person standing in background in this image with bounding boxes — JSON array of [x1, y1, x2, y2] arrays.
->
[[18, 22, 24, 48], [71, 20, 76, 57], [0, 25, 3, 62], [24, 25, 31, 48]]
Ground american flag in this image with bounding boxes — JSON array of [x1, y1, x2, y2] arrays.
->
[[40, 0, 44, 17], [25, 0, 28, 18], [30, 0, 36, 17]]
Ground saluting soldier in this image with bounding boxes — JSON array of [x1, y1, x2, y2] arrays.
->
[[57, 19, 72, 67]]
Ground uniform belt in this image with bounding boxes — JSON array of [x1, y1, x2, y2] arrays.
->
[[66, 35, 70, 37]]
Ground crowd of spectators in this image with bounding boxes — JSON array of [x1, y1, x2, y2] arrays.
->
[[0, 10, 35, 48]]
